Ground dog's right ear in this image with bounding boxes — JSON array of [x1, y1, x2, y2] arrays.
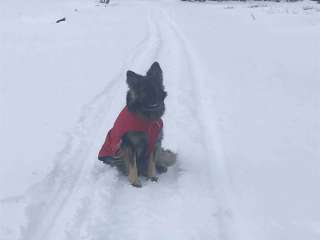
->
[[126, 71, 141, 89], [147, 62, 163, 85]]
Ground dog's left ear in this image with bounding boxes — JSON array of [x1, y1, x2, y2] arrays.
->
[[147, 62, 163, 85], [127, 70, 142, 89]]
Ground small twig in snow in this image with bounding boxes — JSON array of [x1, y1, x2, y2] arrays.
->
[[56, 17, 66, 23]]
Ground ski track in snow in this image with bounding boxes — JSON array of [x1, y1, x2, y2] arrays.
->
[[19, 2, 234, 240]]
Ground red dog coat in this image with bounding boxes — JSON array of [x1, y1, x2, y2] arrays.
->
[[98, 106, 163, 159]]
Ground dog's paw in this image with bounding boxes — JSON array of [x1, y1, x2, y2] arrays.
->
[[131, 181, 142, 188], [149, 176, 158, 182], [156, 165, 167, 174]]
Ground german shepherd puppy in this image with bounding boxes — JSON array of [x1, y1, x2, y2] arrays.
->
[[98, 62, 168, 187]]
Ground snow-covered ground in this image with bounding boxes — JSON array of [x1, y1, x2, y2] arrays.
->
[[1, 0, 319, 239]]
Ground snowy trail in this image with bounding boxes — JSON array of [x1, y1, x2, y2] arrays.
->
[[19, 2, 234, 240]]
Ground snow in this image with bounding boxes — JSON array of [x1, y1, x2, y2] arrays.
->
[[1, 0, 320, 240]]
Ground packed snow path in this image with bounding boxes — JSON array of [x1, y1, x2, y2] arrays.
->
[[17, 2, 233, 240]]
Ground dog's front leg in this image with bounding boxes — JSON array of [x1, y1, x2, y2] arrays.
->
[[126, 148, 141, 188], [147, 150, 158, 182]]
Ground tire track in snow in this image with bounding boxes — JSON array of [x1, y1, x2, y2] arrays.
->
[[61, 10, 165, 240], [159, 8, 236, 240], [70, 8, 169, 240]]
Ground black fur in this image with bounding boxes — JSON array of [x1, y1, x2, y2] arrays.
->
[[126, 62, 167, 120]]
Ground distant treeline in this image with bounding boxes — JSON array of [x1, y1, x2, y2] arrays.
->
[[181, 0, 319, 2]]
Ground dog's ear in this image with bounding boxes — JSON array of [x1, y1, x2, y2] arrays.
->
[[147, 62, 163, 85], [126, 70, 141, 89]]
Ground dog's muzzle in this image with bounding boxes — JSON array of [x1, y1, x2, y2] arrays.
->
[[142, 102, 164, 112]]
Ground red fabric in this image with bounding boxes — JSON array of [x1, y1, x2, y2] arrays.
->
[[98, 106, 163, 158]]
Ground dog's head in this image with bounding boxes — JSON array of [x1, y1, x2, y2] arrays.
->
[[126, 62, 167, 120]]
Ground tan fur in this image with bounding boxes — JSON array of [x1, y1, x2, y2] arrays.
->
[[124, 148, 141, 187], [147, 150, 158, 181]]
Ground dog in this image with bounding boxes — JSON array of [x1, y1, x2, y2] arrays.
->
[[98, 62, 174, 187]]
